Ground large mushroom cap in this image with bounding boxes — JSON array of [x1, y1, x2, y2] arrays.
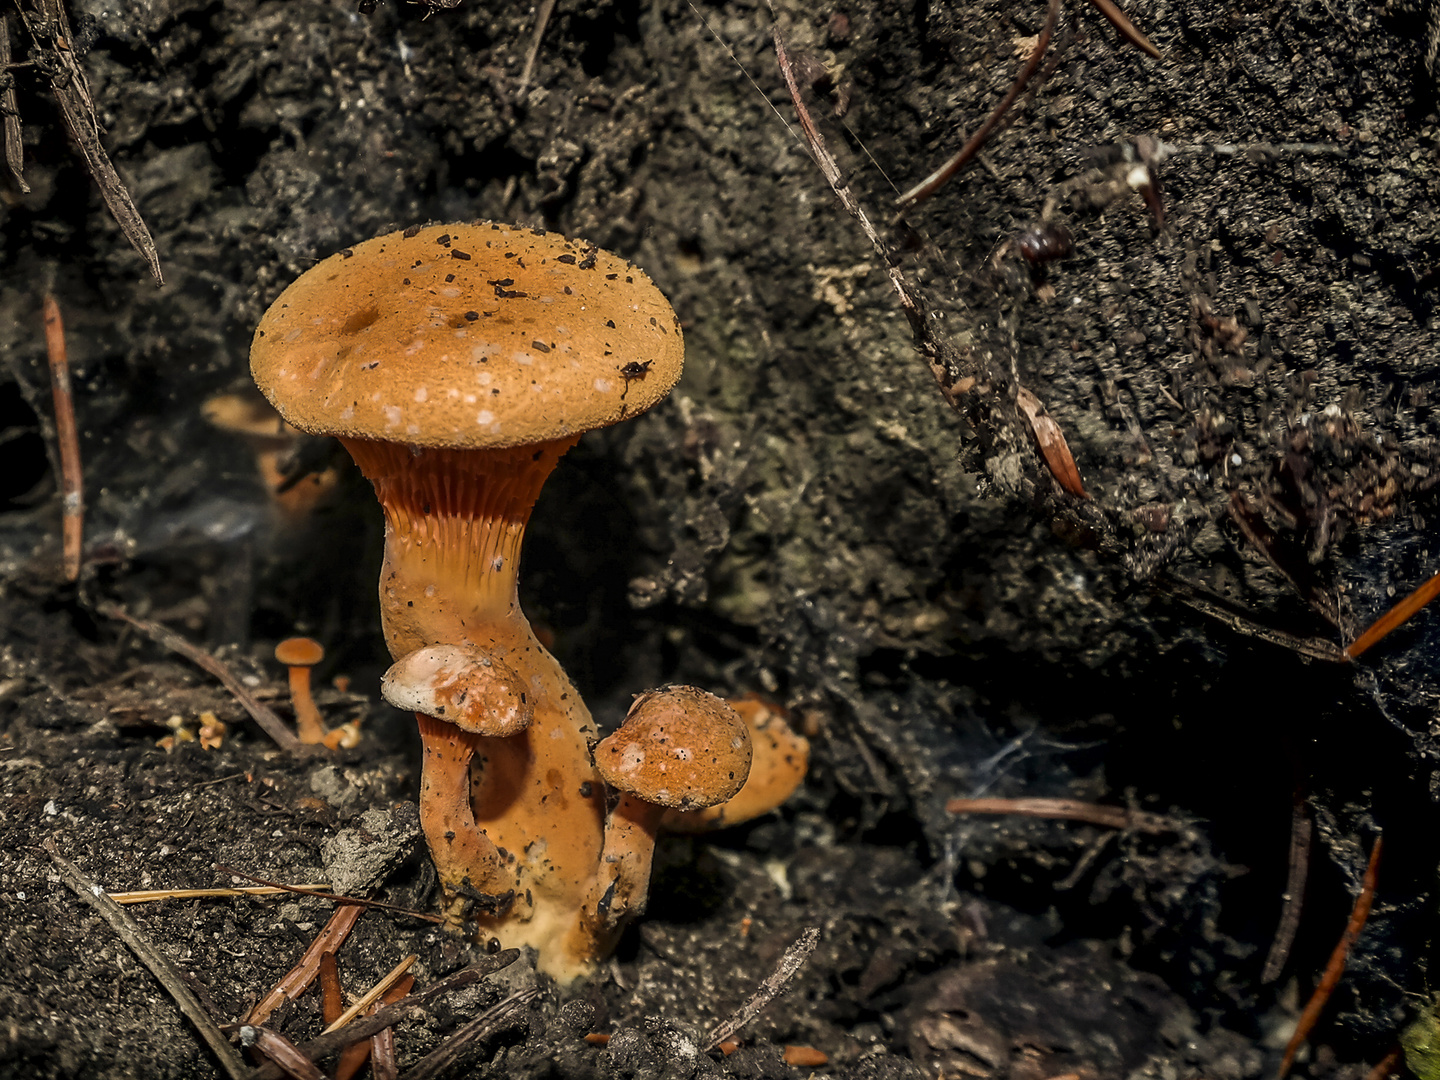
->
[[250, 222, 684, 449], [594, 686, 751, 812]]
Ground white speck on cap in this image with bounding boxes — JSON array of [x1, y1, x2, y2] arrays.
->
[[477, 410, 495, 425], [415, 387, 428, 402]]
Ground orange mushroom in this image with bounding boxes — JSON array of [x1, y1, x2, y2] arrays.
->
[[201, 391, 338, 522], [585, 687, 751, 947], [250, 221, 688, 982], [274, 637, 360, 750], [274, 637, 327, 745], [662, 694, 810, 833]]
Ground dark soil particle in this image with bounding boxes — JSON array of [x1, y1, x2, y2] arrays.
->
[[4, 0, 1440, 1076]]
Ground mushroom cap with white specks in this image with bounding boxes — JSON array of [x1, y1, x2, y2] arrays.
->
[[250, 222, 684, 449], [381, 644, 534, 736], [593, 686, 751, 811]]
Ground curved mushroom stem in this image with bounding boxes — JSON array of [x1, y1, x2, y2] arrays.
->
[[581, 792, 667, 947], [287, 663, 326, 745], [415, 712, 513, 927]]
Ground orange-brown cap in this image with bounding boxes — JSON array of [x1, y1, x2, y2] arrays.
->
[[380, 644, 533, 737], [250, 222, 684, 450], [275, 637, 324, 667], [594, 686, 751, 811]]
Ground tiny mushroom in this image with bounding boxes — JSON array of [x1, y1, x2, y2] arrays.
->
[[274, 636, 327, 745], [588, 686, 752, 943], [202, 390, 338, 522], [251, 221, 689, 982]]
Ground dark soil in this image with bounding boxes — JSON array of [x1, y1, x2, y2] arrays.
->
[[3, 0, 1440, 1076]]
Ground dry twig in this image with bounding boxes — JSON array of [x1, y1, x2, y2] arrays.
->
[[1345, 569, 1440, 660], [247, 904, 364, 1027], [215, 864, 444, 924], [42, 294, 82, 581], [945, 795, 1172, 832], [335, 976, 413, 1080], [44, 841, 248, 1080], [239, 1027, 326, 1080], [895, 0, 1060, 210], [11, 0, 162, 283], [323, 955, 417, 1035], [1261, 790, 1311, 984], [0, 14, 27, 191], [769, 4, 972, 415], [399, 987, 542, 1080], [244, 955, 519, 1080], [516, 0, 556, 98], [108, 884, 329, 905], [1087, 0, 1161, 58], [1277, 835, 1384, 1080], [705, 927, 822, 1051], [94, 602, 310, 755], [1163, 576, 1347, 664]]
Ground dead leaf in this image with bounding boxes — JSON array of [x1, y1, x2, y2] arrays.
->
[[1016, 386, 1087, 498]]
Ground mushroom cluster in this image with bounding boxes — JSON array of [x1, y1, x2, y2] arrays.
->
[[250, 222, 806, 982]]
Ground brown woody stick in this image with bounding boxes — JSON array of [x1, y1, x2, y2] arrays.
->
[[42, 295, 82, 581], [1277, 836, 1383, 1080], [946, 796, 1172, 832], [895, 0, 1060, 209], [1345, 570, 1440, 659]]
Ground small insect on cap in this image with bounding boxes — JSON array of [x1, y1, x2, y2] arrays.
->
[[249, 222, 685, 449]]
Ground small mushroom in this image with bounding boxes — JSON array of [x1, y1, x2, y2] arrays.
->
[[661, 694, 810, 833], [586, 686, 751, 945], [383, 645, 535, 922], [274, 637, 327, 745], [202, 391, 338, 522]]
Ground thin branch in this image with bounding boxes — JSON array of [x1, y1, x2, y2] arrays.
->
[[109, 884, 330, 905], [1261, 791, 1312, 984], [769, 4, 971, 414], [1345, 569, 1440, 659], [243, 955, 520, 1080], [247, 905, 364, 1027], [215, 865, 443, 924], [239, 1028, 325, 1080], [322, 955, 417, 1035], [44, 841, 248, 1080], [1087, 0, 1161, 59], [895, 0, 1060, 210], [13, 0, 162, 283], [0, 14, 28, 191], [1163, 576, 1348, 664], [398, 988, 542, 1080], [515, 0, 556, 99], [705, 927, 821, 1051], [1277, 835, 1384, 1080], [42, 295, 82, 581], [945, 796, 1173, 832], [94, 602, 310, 755]]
